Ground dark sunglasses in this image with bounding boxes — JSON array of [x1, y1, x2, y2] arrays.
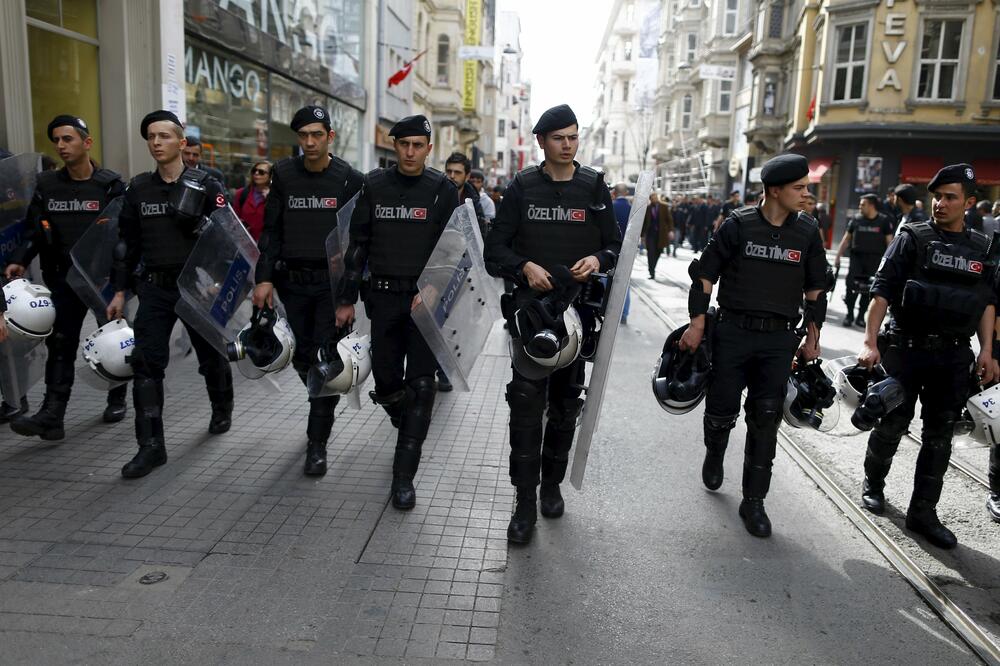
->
[[252, 167, 270, 176]]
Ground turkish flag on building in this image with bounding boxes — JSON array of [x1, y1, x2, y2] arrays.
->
[[388, 50, 427, 88]]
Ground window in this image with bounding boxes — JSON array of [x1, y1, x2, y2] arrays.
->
[[498, 119, 505, 137], [689, 0, 699, 7], [436, 35, 450, 85], [917, 19, 964, 100], [832, 23, 867, 101], [612, 131, 619, 154], [623, 81, 630, 103], [723, 0, 739, 36], [719, 79, 733, 112], [664, 107, 671, 134], [625, 2, 635, 23], [496, 151, 504, 166], [624, 40, 633, 61], [686, 34, 697, 63], [994, 29, 1000, 100], [681, 94, 693, 129]]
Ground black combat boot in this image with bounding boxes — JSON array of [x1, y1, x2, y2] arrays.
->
[[861, 430, 901, 515], [205, 366, 234, 434], [122, 378, 167, 479], [507, 486, 537, 544], [303, 396, 337, 476], [539, 399, 580, 518], [905, 438, 957, 549], [391, 437, 420, 509], [11, 389, 70, 440], [390, 377, 436, 509], [702, 415, 734, 491], [841, 311, 854, 327], [0, 397, 28, 424], [739, 401, 780, 538], [906, 499, 957, 549], [103, 384, 128, 423], [436, 368, 453, 393], [989, 444, 1000, 523]]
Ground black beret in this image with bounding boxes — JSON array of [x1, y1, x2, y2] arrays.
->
[[760, 153, 809, 186], [532, 104, 578, 135], [140, 110, 183, 139], [928, 163, 976, 193], [47, 115, 89, 141], [389, 115, 432, 139], [291, 105, 331, 132], [893, 184, 918, 205]]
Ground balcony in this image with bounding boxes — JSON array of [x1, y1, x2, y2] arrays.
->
[[611, 59, 637, 77], [696, 113, 731, 148], [614, 22, 638, 37], [745, 115, 786, 153]]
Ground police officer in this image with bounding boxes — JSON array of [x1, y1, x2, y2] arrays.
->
[[484, 104, 621, 544], [252, 105, 363, 476], [682, 153, 828, 538], [334, 115, 459, 509], [833, 194, 893, 328], [2, 115, 127, 438], [858, 164, 996, 549], [106, 110, 233, 478]]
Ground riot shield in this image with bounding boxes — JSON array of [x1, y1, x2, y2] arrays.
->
[[410, 201, 502, 392], [175, 206, 288, 390], [0, 335, 46, 407], [570, 170, 655, 490], [0, 153, 40, 265]]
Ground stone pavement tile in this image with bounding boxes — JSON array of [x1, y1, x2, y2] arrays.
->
[[435, 641, 468, 660]]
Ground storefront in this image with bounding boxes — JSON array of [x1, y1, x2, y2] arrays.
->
[[183, 0, 366, 188]]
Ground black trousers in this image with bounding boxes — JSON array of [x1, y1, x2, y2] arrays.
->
[[506, 359, 585, 488], [844, 252, 881, 315], [646, 233, 661, 276], [131, 280, 232, 399], [43, 267, 126, 404], [365, 290, 438, 396], [864, 341, 973, 507], [704, 319, 800, 499], [274, 276, 340, 442]]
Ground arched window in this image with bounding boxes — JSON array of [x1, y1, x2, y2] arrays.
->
[[437, 35, 450, 85]]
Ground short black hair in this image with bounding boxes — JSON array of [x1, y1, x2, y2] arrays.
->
[[444, 152, 470, 173], [185, 136, 202, 148], [860, 193, 880, 205]]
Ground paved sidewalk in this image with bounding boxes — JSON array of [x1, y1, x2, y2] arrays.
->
[[0, 322, 514, 663]]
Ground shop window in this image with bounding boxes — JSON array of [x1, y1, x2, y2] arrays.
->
[[917, 19, 964, 100], [437, 35, 450, 86], [832, 23, 867, 102], [26, 0, 97, 39], [723, 0, 739, 36]]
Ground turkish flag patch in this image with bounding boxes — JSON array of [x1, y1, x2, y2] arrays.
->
[[83, 201, 100, 211], [413, 208, 428, 220], [570, 209, 586, 221], [787, 250, 802, 262], [969, 260, 983, 274], [215, 194, 226, 207], [322, 198, 338, 208]]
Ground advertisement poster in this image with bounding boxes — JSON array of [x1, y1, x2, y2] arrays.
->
[[855, 155, 882, 193]]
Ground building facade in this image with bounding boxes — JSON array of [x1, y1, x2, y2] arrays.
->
[[491, 10, 533, 188]]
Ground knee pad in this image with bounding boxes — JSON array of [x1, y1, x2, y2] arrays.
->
[[308, 394, 338, 418], [746, 399, 783, 429], [704, 412, 738, 432], [506, 378, 545, 427], [546, 396, 583, 431], [922, 411, 958, 445], [399, 376, 436, 440]]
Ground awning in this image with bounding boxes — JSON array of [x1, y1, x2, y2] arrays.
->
[[900, 156, 944, 184], [973, 159, 1000, 186], [808, 157, 835, 183]]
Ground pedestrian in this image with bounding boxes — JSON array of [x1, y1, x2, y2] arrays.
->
[[4, 114, 128, 438], [611, 183, 631, 324], [335, 115, 459, 510], [814, 201, 832, 238], [642, 191, 673, 279], [858, 163, 995, 549], [891, 184, 927, 237], [233, 160, 271, 242], [681, 153, 828, 538], [106, 110, 234, 479], [468, 168, 495, 227], [689, 196, 709, 252], [181, 136, 226, 186], [252, 106, 363, 476], [965, 193, 984, 231], [673, 195, 689, 253], [484, 103, 621, 544], [978, 200, 996, 235], [833, 194, 893, 328]]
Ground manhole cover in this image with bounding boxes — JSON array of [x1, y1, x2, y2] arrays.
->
[[139, 571, 169, 585]]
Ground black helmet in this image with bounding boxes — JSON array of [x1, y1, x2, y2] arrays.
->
[[851, 376, 906, 431], [652, 321, 713, 415], [784, 359, 839, 430]]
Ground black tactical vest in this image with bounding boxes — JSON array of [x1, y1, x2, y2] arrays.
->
[[274, 155, 361, 261], [367, 167, 449, 278], [129, 168, 210, 269], [36, 167, 121, 256], [512, 165, 605, 272], [850, 214, 888, 254], [893, 221, 995, 336], [717, 206, 815, 320]]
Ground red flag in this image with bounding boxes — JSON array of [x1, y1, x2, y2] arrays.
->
[[388, 50, 427, 88]]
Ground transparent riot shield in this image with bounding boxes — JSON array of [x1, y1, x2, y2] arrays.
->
[[0, 153, 40, 265], [0, 335, 46, 407], [411, 201, 502, 392], [174, 206, 288, 391], [570, 170, 655, 490], [65, 196, 138, 322]]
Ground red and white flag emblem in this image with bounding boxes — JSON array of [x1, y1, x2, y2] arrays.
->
[[969, 260, 983, 273], [787, 250, 801, 262], [413, 208, 428, 220], [83, 201, 100, 211], [322, 198, 338, 208], [569, 209, 586, 221]]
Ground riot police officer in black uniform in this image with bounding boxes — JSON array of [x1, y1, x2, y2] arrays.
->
[[682, 154, 828, 538], [484, 104, 621, 544], [335, 115, 459, 509], [858, 163, 996, 549], [252, 105, 363, 476], [106, 110, 233, 478], [4, 115, 127, 438], [833, 194, 893, 327]]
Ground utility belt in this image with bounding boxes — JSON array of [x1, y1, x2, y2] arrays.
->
[[717, 308, 796, 332], [143, 267, 183, 289], [885, 331, 970, 351], [368, 275, 419, 294]]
